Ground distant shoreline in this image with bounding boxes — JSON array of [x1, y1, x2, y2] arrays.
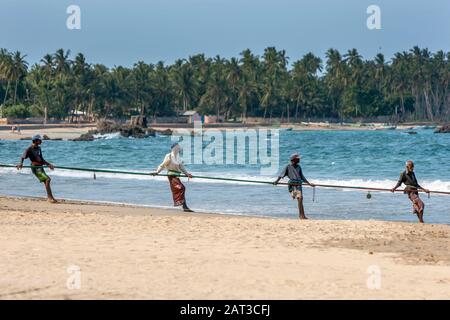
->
[[0, 122, 442, 141]]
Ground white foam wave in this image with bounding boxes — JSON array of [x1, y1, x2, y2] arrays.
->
[[310, 178, 450, 193], [92, 132, 122, 140], [1, 167, 449, 192]]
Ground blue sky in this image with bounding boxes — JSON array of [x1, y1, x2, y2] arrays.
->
[[1, 0, 449, 67]]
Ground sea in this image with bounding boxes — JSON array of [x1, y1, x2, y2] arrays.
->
[[1, 128, 449, 223]]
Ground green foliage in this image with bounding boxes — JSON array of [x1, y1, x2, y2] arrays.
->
[[2, 104, 30, 118], [0, 47, 449, 122]]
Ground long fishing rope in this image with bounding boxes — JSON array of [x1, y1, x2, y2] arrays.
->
[[1, 163, 449, 196]]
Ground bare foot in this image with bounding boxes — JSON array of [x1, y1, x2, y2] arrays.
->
[[183, 208, 194, 212], [48, 199, 58, 204], [299, 216, 308, 220]]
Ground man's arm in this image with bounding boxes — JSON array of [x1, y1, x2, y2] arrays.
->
[[40, 150, 54, 169], [391, 172, 404, 192], [414, 173, 429, 193], [17, 148, 29, 169], [151, 155, 171, 175], [179, 163, 192, 178], [299, 167, 312, 185], [273, 166, 287, 185]]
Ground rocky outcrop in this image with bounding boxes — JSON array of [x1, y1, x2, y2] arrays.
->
[[435, 124, 450, 133], [96, 119, 156, 138], [96, 120, 122, 134], [156, 128, 173, 136], [71, 120, 162, 141], [119, 125, 156, 138], [72, 132, 95, 141], [20, 135, 62, 141]]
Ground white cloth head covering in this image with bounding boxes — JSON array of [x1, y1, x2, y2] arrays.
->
[[170, 143, 181, 165], [290, 153, 301, 161]]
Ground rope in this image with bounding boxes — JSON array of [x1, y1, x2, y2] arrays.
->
[[1, 163, 450, 195]]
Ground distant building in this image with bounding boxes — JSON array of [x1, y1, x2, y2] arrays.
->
[[204, 115, 219, 124], [182, 110, 202, 124]]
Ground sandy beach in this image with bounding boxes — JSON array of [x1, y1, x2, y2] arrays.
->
[[0, 122, 418, 141], [0, 125, 95, 141], [0, 195, 449, 300]]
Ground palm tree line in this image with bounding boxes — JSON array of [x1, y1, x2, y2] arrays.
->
[[0, 46, 449, 123]]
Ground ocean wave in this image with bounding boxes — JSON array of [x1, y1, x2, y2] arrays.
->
[[1, 167, 450, 192], [308, 178, 450, 193], [92, 132, 122, 140]]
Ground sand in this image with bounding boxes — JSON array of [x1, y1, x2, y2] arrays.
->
[[0, 122, 404, 141], [0, 125, 94, 141], [0, 196, 449, 300]]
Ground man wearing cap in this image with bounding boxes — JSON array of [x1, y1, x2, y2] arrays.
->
[[16, 135, 57, 203], [273, 153, 314, 219]]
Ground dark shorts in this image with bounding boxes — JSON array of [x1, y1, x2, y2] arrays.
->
[[32, 167, 50, 183], [288, 180, 303, 199]]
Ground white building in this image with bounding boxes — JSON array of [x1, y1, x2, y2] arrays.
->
[[182, 110, 202, 124]]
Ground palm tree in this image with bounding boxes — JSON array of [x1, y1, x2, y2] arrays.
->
[[374, 53, 386, 91], [1, 46, 450, 122], [344, 48, 363, 90], [200, 65, 228, 119], [50, 49, 73, 120], [151, 61, 173, 119], [239, 49, 260, 117], [225, 57, 241, 119], [130, 61, 153, 116], [71, 53, 93, 121], [291, 52, 323, 120], [188, 53, 211, 93], [40, 54, 55, 123], [170, 62, 198, 113], [10, 51, 28, 105], [95, 66, 130, 119], [54, 49, 71, 75], [430, 50, 450, 118], [27, 65, 48, 121], [325, 48, 346, 118], [237, 76, 256, 122], [260, 47, 288, 119], [240, 49, 260, 82], [409, 46, 426, 119], [0, 49, 14, 108]]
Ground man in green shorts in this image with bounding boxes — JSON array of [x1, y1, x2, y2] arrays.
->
[[16, 135, 57, 203]]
